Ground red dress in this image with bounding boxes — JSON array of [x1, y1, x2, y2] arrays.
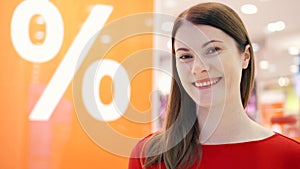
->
[[128, 133, 300, 169]]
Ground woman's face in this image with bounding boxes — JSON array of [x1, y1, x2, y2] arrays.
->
[[174, 23, 250, 108]]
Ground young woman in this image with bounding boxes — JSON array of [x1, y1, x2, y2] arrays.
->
[[129, 2, 300, 169]]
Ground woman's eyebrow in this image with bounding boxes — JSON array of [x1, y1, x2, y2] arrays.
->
[[202, 40, 223, 48], [175, 40, 223, 52], [175, 47, 190, 52]]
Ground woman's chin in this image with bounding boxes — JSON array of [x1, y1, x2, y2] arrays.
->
[[193, 99, 212, 109]]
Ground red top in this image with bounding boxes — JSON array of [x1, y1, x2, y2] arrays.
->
[[128, 133, 300, 169]]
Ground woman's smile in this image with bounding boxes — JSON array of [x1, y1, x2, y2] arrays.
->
[[193, 77, 222, 89]]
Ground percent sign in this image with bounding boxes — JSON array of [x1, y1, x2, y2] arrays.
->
[[11, 0, 113, 121]]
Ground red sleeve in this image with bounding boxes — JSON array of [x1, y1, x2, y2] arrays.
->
[[128, 134, 153, 169]]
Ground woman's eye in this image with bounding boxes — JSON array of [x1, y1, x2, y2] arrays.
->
[[206, 47, 221, 55], [179, 55, 193, 59], [176, 54, 193, 62]]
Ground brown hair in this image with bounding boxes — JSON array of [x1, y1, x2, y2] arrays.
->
[[143, 2, 255, 169]]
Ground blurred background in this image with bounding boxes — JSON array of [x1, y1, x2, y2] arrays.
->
[[0, 0, 299, 168]]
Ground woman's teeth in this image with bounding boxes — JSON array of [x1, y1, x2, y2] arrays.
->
[[195, 78, 219, 87]]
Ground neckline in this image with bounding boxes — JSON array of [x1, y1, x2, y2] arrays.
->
[[201, 132, 277, 146]]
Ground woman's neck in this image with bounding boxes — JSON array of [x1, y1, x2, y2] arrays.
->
[[197, 101, 274, 144]]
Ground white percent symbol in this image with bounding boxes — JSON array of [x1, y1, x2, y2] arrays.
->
[[11, 0, 113, 121]]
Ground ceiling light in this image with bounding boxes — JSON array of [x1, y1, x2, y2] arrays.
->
[[267, 21, 285, 32], [259, 60, 269, 70], [290, 65, 298, 74], [288, 47, 299, 55], [278, 77, 290, 87], [241, 4, 257, 14]]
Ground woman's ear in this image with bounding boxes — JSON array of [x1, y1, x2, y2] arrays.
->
[[242, 45, 251, 69]]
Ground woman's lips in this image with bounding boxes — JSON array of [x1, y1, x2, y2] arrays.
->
[[192, 77, 222, 89]]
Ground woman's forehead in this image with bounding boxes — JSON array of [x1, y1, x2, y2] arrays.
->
[[174, 23, 232, 49]]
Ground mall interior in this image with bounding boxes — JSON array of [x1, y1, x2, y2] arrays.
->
[[1, 0, 299, 168]]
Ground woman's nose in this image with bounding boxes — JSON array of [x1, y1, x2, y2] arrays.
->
[[191, 56, 209, 75]]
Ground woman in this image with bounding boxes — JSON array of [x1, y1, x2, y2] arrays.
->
[[129, 2, 300, 169]]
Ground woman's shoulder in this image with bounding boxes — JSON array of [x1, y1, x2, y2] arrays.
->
[[128, 133, 158, 169], [264, 132, 300, 158], [271, 132, 300, 146], [270, 133, 300, 167], [130, 132, 158, 158]]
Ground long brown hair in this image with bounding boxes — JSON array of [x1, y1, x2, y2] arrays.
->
[[143, 2, 255, 169]]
